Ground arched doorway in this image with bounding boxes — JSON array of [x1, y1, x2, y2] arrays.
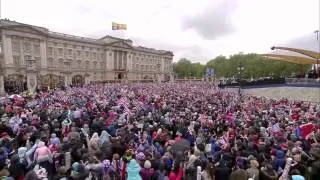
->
[[143, 75, 151, 79], [164, 74, 171, 82], [4, 74, 26, 93], [40, 74, 64, 89], [72, 75, 85, 85], [118, 73, 124, 80]]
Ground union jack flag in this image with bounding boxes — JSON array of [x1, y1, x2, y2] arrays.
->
[[117, 97, 133, 117], [118, 97, 129, 107], [219, 132, 229, 150]]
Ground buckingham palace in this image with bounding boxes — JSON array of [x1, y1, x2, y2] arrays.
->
[[0, 19, 174, 94]]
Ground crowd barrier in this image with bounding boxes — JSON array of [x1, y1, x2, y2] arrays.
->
[[218, 78, 286, 88], [285, 78, 320, 85]]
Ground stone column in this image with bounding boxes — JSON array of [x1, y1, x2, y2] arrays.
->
[[118, 51, 122, 69], [123, 52, 127, 70], [3, 34, 13, 65], [63, 74, 72, 86], [170, 74, 174, 83], [85, 74, 91, 84], [0, 75, 5, 95], [27, 73, 37, 92], [161, 57, 165, 72], [40, 39, 47, 68], [127, 52, 131, 70], [113, 50, 117, 69], [20, 40, 25, 65], [105, 50, 108, 70]]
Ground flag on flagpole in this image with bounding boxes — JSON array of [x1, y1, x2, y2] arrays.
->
[[112, 22, 127, 30]]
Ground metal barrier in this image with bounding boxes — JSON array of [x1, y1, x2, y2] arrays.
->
[[285, 78, 320, 85]]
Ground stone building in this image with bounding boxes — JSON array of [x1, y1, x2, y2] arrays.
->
[[0, 19, 174, 94]]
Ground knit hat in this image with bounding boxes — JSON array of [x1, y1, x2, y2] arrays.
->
[[291, 175, 305, 180], [144, 160, 152, 169], [124, 150, 133, 161], [136, 152, 145, 161], [72, 162, 80, 172]]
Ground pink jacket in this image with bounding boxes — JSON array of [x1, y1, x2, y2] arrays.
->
[[34, 141, 51, 163]]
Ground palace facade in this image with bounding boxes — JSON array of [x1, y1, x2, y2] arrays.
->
[[0, 19, 174, 94]]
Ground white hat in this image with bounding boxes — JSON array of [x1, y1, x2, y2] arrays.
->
[[144, 160, 152, 169]]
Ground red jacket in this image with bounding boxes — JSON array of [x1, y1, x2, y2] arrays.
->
[[169, 167, 183, 180]]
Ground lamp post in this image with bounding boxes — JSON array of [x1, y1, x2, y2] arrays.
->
[[314, 30, 319, 79], [237, 62, 244, 96]]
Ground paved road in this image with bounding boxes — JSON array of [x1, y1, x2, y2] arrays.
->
[[243, 87, 320, 102]]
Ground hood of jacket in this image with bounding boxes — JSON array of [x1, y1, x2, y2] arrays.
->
[[276, 150, 285, 159], [127, 159, 141, 174]]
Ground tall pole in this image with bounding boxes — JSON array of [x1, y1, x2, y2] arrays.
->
[[314, 30, 320, 79], [237, 62, 244, 97]]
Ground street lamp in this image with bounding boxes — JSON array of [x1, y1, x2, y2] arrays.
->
[[314, 30, 319, 79], [237, 62, 244, 96]]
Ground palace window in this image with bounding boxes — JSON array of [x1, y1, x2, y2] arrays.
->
[[100, 62, 105, 69], [59, 59, 64, 67], [93, 61, 97, 69], [12, 40, 20, 54], [47, 58, 54, 67], [34, 44, 40, 55], [68, 49, 72, 56], [23, 42, 31, 53], [13, 56, 20, 66], [85, 61, 90, 69], [58, 48, 63, 56], [48, 47, 53, 56]]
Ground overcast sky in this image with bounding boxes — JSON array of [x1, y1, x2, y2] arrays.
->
[[2, 0, 319, 63]]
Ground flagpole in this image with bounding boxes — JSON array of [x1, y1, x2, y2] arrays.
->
[[314, 30, 319, 78]]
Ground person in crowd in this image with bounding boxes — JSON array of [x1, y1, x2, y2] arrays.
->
[[0, 82, 319, 180]]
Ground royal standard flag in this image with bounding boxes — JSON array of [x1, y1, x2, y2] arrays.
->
[[112, 22, 127, 30]]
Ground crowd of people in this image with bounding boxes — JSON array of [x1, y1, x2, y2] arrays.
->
[[0, 82, 319, 180]]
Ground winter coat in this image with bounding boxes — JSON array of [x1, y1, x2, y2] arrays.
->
[[215, 164, 231, 180], [230, 169, 248, 180], [127, 159, 142, 180], [273, 150, 285, 171], [260, 169, 278, 180], [140, 168, 155, 180], [201, 170, 214, 180], [246, 167, 259, 180], [168, 167, 183, 180], [34, 141, 51, 163]]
